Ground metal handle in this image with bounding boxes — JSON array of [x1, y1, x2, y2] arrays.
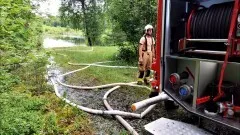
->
[[186, 39, 228, 42]]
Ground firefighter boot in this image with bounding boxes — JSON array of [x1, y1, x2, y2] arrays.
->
[[144, 70, 151, 85], [144, 77, 150, 85], [149, 91, 159, 98], [137, 71, 144, 85]]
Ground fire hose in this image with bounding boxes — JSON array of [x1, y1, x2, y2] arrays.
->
[[189, 2, 233, 39], [49, 59, 169, 135]]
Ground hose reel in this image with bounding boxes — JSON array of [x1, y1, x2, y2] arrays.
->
[[178, 2, 237, 55], [189, 2, 233, 39]]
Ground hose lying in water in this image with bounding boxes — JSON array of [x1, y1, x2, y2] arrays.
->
[[49, 60, 169, 135], [52, 77, 144, 118], [103, 86, 157, 135], [55, 62, 154, 117], [51, 76, 158, 135], [103, 86, 139, 135]]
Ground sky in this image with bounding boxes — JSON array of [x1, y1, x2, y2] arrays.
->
[[38, 0, 61, 16]]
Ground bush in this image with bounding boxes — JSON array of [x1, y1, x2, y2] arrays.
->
[[0, 1, 93, 134], [0, 69, 19, 93], [0, 93, 45, 135], [15, 51, 50, 95], [42, 112, 59, 134], [0, 0, 44, 92], [117, 45, 137, 63]]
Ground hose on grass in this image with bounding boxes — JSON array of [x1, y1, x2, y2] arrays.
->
[[49, 58, 168, 135]]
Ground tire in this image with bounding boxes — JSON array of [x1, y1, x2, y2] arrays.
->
[[164, 100, 179, 110]]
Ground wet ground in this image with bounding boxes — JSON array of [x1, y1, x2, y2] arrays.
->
[[58, 85, 190, 134], [48, 61, 239, 135]]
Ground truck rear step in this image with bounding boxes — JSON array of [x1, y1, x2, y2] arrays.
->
[[143, 117, 211, 135]]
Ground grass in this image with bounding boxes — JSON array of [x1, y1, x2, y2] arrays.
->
[[50, 46, 139, 86], [52, 46, 118, 63], [43, 25, 83, 38], [40, 92, 93, 135], [0, 78, 93, 135]]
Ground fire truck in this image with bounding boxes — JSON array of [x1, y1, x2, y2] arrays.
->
[[146, 0, 240, 134]]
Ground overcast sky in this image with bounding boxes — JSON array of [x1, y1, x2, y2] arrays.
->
[[38, 0, 61, 16]]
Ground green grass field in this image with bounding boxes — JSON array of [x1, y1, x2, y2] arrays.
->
[[50, 46, 139, 86]]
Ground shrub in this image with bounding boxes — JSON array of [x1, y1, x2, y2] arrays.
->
[[117, 45, 137, 63], [0, 93, 45, 135]]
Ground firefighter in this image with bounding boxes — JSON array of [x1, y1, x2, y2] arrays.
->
[[137, 24, 155, 85]]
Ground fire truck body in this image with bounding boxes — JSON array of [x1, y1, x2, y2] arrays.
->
[[151, 0, 240, 132]]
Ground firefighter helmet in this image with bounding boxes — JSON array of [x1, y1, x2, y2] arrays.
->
[[144, 24, 153, 32]]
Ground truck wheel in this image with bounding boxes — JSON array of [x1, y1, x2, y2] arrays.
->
[[164, 100, 179, 110]]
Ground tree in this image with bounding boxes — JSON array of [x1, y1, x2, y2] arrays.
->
[[0, 0, 44, 92], [43, 16, 65, 27], [60, 0, 104, 46], [106, 0, 157, 51]]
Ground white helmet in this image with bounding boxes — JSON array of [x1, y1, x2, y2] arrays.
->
[[144, 24, 153, 34], [145, 24, 153, 31]]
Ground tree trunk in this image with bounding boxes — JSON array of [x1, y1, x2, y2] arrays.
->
[[87, 36, 92, 46], [80, 0, 92, 46]]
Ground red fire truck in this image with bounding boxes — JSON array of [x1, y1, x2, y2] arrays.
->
[[147, 0, 240, 134]]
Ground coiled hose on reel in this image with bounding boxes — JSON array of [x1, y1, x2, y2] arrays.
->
[[189, 2, 234, 39]]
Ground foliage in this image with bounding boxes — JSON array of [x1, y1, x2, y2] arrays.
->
[[43, 111, 59, 134], [43, 25, 83, 37], [43, 16, 65, 27], [0, 69, 19, 93], [58, 0, 157, 48], [106, 0, 157, 52], [0, 92, 45, 134], [41, 93, 93, 135], [0, 0, 43, 91], [117, 45, 138, 63], [0, 0, 45, 134], [60, 0, 104, 46], [99, 26, 127, 46], [119, 130, 129, 135], [107, 0, 157, 43], [14, 51, 50, 95], [0, 90, 93, 134], [0, 0, 93, 134]]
